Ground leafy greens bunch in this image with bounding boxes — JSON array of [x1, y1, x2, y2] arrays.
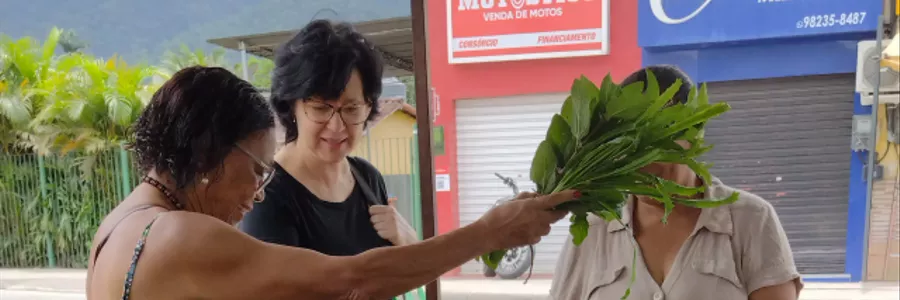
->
[[479, 70, 740, 290]]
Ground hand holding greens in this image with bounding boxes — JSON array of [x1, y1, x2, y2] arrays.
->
[[479, 71, 739, 296]]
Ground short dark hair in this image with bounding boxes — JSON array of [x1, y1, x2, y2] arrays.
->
[[131, 66, 274, 189], [269, 19, 384, 143], [621, 65, 694, 105]]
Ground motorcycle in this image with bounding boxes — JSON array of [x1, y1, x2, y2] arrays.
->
[[481, 173, 534, 280]]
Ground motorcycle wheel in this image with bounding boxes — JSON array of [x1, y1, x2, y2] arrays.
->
[[494, 245, 533, 280]]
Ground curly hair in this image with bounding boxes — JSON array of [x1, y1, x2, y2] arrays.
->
[[130, 66, 275, 189], [269, 19, 384, 143]]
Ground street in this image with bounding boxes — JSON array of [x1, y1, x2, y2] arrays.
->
[[1, 269, 898, 300], [4, 286, 900, 300], [1, 290, 85, 300]]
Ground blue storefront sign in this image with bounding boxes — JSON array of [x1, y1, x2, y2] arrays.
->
[[639, 0, 884, 48]]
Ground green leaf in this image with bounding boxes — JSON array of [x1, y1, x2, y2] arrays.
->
[[639, 78, 683, 122], [682, 159, 714, 190], [560, 96, 574, 124], [602, 148, 662, 179], [674, 191, 740, 208], [570, 77, 597, 140], [66, 100, 86, 121], [653, 178, 676, 224], [598, 74, 618, 108], [546, 114, 575, 163], [0, 95, 32, 125], [687, 85, 698, 108], [605, 81, 642, 120], [697, 83, 710, 106], [569, 213, 590, 245], [531, 140, 559, 193], [479, 250, 506, 270], [654, 102, 730, 143], [644, 69, 664, 100]]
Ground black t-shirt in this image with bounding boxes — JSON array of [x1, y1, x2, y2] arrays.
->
[[238, 157, 393, 256]]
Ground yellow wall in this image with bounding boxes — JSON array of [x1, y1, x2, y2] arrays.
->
[[351, 111, 416, 175], [867, 104, 900, 281]]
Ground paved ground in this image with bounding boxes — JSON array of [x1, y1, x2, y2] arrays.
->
[[1, 269, 898, 300]]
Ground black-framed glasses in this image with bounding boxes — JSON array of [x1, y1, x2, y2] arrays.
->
[[303, 101, 370, 125], [235, 145, 274, 194]]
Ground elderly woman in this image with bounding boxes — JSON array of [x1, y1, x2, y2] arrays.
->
[[86, 66, 576, 300], [548, 65, 804, 300], [239, 19, 417, 255]]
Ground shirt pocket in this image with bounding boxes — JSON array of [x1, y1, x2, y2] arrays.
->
[[690, 259, 748, 298], [587, 264, 627, 299]]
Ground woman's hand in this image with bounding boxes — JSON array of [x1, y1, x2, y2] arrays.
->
[[476, 190, 578, 250], [370, 203, 419, 246]]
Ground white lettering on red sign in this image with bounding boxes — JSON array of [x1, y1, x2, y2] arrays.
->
[[537, 32, 596, 44], [458, 0, 578, 11], [448, 0, 608, 63], [458, 38, 500, 49]]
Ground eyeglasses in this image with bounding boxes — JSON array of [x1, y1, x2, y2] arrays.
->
[[303, 101, 370, 125], [235, 145, 274, 195]]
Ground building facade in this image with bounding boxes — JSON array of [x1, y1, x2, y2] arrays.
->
[[637, 0, 890, 282], [426, 0, 896, 281], [427, 0, 641, 275]]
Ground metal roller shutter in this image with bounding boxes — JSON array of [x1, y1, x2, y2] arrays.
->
[[455, 93, 569, 275], [704, 74, 854, 275]]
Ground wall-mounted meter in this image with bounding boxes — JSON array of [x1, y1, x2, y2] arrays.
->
[[851, 115, 873, 151]]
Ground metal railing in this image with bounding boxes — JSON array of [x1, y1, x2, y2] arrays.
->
[[0, 148, 138, 268], [0, 138, 424, 289]]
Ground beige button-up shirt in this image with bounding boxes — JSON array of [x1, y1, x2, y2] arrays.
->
[[549, 178, 803, 300]]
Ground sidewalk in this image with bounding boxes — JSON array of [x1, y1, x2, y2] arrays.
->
[[1, 269, 898, 300]]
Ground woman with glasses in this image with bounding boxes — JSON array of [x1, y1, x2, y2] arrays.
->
[[86, 65, 578, 299], [239, 19, 418, 256]]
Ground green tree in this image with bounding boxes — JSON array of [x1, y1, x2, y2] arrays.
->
[[1, 27, 160, 174], [27, 54, 159, 156], [399, 75, 415, 105], [161, 44, 273, 89], [0, 27, 62, 150], [58, 30, 88, 54], [233, 56, 274, 89], [159, 44, 228, 77]]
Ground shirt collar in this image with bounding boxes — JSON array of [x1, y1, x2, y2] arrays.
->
[[607, 177, 734, 236]]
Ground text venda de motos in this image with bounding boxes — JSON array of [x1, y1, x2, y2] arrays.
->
[[482, 6, 563, 21]]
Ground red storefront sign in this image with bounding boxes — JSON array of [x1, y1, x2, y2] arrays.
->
[[447, 0, 609, 64]]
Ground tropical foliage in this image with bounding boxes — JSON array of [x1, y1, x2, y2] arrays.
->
[[160, 43, 274, 89], [1, 28, 273, 156], [1, 27, 162, 156], [0, 27, 275, 268]]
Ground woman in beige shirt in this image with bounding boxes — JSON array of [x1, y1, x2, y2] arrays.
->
[[549, 65, 804, 300]]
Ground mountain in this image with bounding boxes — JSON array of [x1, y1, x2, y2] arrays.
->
[[0, 0, 410, 63]]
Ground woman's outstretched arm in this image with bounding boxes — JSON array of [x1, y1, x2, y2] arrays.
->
[[159, 190, 576, 300]]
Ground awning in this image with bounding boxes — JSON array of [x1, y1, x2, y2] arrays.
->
[[207, 17, 413, 77]]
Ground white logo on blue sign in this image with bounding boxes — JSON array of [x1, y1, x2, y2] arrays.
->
[[649, 0, 712, 24]]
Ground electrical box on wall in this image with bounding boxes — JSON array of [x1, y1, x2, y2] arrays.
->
[[887, 104, 900, 143], [863, 163, 885, 182], [852, 115, 874, 151]]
